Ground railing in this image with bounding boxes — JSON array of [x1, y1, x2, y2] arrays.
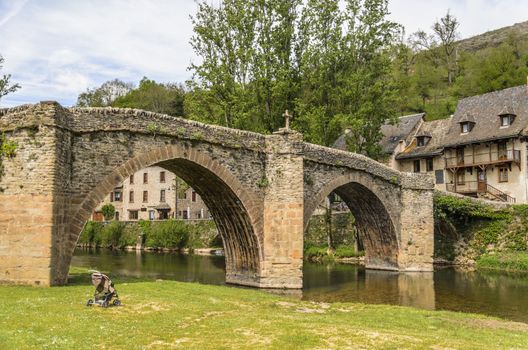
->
[[445, 181, 516, 203], [486, 183, 516, 203], [445, 150, 521, 168]]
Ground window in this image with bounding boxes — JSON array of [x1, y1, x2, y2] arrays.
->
[[149, 210, 155, 220], [129, 191, 134, 203], [143, 172, 148, 184], [115, 212, 120, 221], [114, 191, 122, 202], [499, 167, 508, 182], [501, 115, 511, 127], [160, 190, 166, 202], [417, 136, 429, 147], [456, 171, 465, 185], [160, 171, 166, 183], [413, 160, 421, 173], [456, 148, 465, 165], [498, 142, 507, 160], [426, 158, 434, 172], [179, 191, 187, 199], [129, 210, 138, 220], [461, 122, 471, 134], [183, 210, 189, 219], [143, 191, 148, 202], [130, 174, 134, 184], [192, 191, 197, 202]]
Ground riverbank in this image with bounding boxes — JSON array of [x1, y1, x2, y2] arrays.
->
[[434, 193, 528, 272], [0, 266, 526, 349]]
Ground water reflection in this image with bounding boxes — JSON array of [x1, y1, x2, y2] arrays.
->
[[72, 249, 528, 323]]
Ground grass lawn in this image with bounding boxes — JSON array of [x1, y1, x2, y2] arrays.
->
[[0, 267, 527, 349], [477, 252, 528, 272]]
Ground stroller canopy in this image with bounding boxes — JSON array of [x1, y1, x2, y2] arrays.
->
[[91, 272, 115, 294]]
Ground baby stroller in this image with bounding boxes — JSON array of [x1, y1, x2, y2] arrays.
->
[[86, 271, 121, 308]]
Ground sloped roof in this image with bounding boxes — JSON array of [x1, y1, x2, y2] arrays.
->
[[396, 117, 452, 160], [332, 113, 424, 154], [442, 85, 528, 147], [379, 113, 424, 154]]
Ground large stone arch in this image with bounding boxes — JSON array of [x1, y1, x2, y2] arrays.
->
[[304, 172, 401, 270], [66, 144, 263, 287]]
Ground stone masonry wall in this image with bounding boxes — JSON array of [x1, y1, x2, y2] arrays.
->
[[0, 102, 435, 287]]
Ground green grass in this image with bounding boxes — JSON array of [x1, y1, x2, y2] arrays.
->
[[0, 267, 527, 349], [477, 252, 528, 272]]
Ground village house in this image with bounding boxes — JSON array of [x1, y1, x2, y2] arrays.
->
[[92, 166, 211, 221], [335, 84, 528, 203]]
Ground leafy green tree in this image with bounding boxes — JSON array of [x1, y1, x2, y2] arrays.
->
[[0, 55, 20, 103], [113, 77, 186, 116], [76, 79, 133, 107], [101, 203, 116, 221], [188, 0, 300, 133]]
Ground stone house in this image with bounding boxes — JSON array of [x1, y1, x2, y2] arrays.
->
[[334, 84, 528, 203], [93, 166, 211, 221]]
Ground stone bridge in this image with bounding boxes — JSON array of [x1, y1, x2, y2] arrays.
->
[[0, 102, 434, 288]]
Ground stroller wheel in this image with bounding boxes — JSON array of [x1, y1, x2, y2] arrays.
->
[[113, 299, 121, 306], [86, 299, 94, 307], [102, 301, 109, 308]]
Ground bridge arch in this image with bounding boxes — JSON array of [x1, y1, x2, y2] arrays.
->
[[304, 172, 401, 270], [67, 143, 263, 286]]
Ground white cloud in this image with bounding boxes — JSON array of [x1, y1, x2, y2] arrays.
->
[[0, 0, 527, 107]]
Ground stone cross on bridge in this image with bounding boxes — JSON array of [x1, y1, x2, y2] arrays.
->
[[0, 102, 435, 288]]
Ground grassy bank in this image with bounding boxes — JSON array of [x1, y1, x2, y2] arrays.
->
[[0, 267, 527, 349], [476, 252, 528, 272], [304, 244, 364, 262]]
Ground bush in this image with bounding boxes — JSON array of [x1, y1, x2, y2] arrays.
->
[[120, 224, 141, 247], [78, 221, 103, 245], [334, 245, 363, 258], [101, 221, 125, 248], [101, 204, 116, 221], [145, 219, 189, 249]]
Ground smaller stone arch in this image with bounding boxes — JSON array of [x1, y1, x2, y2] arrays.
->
[[305, 171, 402, 270], [61, 143, 264, 287]]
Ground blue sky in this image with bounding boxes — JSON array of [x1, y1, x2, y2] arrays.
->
[[1, 0, 527, 107]]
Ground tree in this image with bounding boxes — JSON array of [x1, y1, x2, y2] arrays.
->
[[0, 55, 21, 103], [188, 0, 300, 132], [433, 11, 459, 85], [113, 78, 186, 116], [101, 204, 116, 221], [411, 11, 459, 85], [76, 79, 133, 107]]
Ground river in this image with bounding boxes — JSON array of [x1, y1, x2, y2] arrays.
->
[[72, 248, 528, 323]]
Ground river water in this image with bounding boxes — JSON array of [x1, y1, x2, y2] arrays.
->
[[72, 249, 528, 323]]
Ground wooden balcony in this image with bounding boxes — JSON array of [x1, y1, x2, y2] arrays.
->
[[445, 150, 521, 169], [446, 181, 515, 203]]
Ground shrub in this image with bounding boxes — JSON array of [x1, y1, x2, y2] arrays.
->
[[101, 221, 125, 248], [334, 245, 363, 258], [120, 224, 142, 247], [101, 204, 116, 221], [78, 221, 103, 245], [145, 220, 189, 249]]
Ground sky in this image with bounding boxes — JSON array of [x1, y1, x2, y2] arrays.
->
[[1, 0, 527, 107]]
